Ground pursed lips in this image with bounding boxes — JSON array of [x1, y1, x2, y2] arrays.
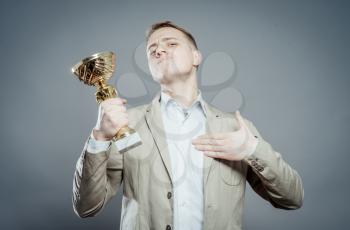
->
[[156, 56, 173, 64]]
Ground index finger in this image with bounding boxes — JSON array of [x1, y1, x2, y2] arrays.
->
[[101, 98, 127, 106], [195, 132, 227, 140]]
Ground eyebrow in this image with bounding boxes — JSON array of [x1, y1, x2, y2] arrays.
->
[[147, 37, 178, 51]]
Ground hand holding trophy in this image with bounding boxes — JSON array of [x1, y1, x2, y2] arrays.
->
[[71, 51, 142, 153]]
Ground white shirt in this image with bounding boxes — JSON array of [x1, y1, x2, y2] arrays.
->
[[87, 91, 207, 230], [160, 91, 207, 230]]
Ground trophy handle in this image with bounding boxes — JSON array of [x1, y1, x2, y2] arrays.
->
[[95, 79, 138, 142]]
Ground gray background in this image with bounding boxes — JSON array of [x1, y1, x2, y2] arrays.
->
[[1, 0, 349, 229]]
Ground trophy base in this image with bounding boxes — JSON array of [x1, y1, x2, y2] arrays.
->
[[114, 132, 142, 153]]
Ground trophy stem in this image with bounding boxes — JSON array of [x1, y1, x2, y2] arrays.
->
[[96, 79, 108, 88], [95, 79, 118, 103]]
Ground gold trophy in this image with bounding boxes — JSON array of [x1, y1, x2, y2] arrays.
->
[[71, 51, 142, 153]]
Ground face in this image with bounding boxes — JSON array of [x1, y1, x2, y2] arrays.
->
[[146, 27, 201, 84]]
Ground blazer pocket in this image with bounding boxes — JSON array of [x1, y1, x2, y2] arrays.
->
[[219, 159, 243, 186]]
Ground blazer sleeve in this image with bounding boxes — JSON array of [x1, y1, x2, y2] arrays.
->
[[72, 137, 123, 218], [244, 119, 304, 209]]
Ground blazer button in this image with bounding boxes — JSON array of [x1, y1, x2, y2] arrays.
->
[[257, 166, 264, 172], [166, 225, 171, 230], [167, 192, 172, 199]]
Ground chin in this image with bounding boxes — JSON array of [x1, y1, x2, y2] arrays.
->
[[151, 72, 166, 83], [151, 68, 170, 83]]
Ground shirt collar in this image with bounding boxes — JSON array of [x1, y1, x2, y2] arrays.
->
[[160, 90, 208, 118]]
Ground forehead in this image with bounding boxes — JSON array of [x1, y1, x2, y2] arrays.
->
[[147, 27, 190, 46]]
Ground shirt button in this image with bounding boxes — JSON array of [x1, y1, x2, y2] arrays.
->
[[167, 192, 172, 199], [166, 225, 171, 230]]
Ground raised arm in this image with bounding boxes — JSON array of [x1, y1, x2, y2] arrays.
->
[[72, 97, 129, 217]]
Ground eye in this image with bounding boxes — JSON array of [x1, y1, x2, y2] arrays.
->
[[168, 42, 177, 47]]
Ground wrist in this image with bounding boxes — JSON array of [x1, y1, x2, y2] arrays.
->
[[244, 135, 259, 157]]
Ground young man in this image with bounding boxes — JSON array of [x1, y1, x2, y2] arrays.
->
[[72, 21, 304, 230]]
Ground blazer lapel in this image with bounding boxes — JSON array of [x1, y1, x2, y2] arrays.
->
[[203, 102, 223, 188], [144, 93, 173, 185]]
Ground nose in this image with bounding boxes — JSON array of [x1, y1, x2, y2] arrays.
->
[[155, 44, 166, 58]]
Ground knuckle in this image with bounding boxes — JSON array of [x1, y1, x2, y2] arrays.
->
[[114, 98, 125, 104], [103, 98, 115, 105]]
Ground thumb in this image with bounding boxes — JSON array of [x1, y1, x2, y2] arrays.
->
[[235, 110, 247, 128]]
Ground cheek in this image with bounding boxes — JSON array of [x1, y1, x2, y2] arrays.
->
[[173, 50, 193, 64]]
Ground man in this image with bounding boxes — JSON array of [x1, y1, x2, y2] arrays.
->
[[72, 21, 304, 230]]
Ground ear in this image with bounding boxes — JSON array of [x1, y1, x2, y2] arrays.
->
[[193, 50, 202, 67]]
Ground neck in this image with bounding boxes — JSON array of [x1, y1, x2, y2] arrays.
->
[[160, 73, 199, 108]]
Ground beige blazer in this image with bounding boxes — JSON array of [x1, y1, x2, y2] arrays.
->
[[72, 93, 304, 230]]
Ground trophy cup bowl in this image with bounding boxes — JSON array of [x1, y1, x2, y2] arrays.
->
[[71, 51, 142, 153]]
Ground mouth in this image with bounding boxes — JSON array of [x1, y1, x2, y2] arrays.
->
[[157, 57, 172, 65]]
